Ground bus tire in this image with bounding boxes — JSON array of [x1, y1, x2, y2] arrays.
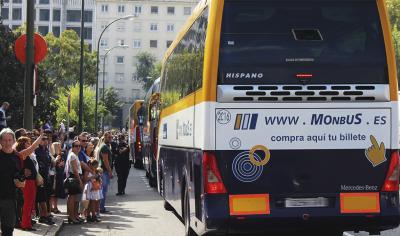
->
[[184, 187, 197, 236]]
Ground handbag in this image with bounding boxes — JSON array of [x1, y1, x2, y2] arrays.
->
[[36, 173, 44, 186], [64, 176, 81, 194]]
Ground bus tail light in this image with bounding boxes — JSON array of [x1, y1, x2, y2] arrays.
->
[[203, 152, 227, 194], [381, 151, 399, 192]]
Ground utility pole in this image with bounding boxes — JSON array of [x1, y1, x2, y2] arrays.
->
[[24, 0, 35, 130], [78, 0, 85, 132]]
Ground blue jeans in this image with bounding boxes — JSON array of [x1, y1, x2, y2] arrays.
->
[[100, 172, 110, 211]]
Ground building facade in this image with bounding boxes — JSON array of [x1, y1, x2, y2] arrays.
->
[[0, 0, 95, 49], [95, 0, 198, 128]]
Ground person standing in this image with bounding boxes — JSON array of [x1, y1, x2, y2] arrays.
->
[[0, 128, 25, 236], [35, 136, 55, 225], [115, 135, 130, 196], [65, 140, 83, 224], [99, 131, 113, 214], [0, 102, 10, 131]]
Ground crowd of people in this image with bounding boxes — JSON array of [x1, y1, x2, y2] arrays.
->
[[0, 102, 132, 236]]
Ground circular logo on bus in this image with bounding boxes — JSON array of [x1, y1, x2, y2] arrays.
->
[[232, 151, 263, 183], [216, 109, 231, 124]]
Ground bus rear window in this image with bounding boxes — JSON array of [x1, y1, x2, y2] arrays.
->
[[218, 1, 388, 85]]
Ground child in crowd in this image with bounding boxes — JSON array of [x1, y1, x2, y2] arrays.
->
[[83, 160, 102, 222]]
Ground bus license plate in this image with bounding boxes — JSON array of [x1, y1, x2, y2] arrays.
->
[[285, 197, 329, 208]]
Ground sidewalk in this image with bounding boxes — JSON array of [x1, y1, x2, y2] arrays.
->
[[14, 213, 64, 236]]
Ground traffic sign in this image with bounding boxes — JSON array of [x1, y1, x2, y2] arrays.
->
[[15, 33, 48, 64]]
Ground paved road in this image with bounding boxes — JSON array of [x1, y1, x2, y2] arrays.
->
[[59, 168, 399, 236], [59, 168, 185, 236]]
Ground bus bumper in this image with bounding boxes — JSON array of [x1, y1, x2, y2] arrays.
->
[[202, 193, 400, 235]]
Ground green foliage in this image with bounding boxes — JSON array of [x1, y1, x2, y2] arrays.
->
[[0, 25, 25, 129], [41, 30, 97, 87], [102, 87, 123, 118], [387, 0, 400, 81], [144, 62, 162, 91], [135, 51, 157, 88], [53, 83, 103, 132], [162, 49, 203, 107], [2, 25, 99, 129]]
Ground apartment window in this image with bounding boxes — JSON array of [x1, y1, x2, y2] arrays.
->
[[116, 56, 124, 64], [52, 27, 60, 37], [67, 10, 80, 22], [13, 0, 22, 3], [151, 6, 158, 14], [118, 5, 125, 13], [1, 8, 9, 20], [39, 9, 50, 21], [101, 5, 108, 13], [84, 11, 93, 22], [150, 23, 158, 31], [83, 28, 92, 39], [67, 10, 92, 23], [150, 40, 157, 48], [184, 7, 191, 15], [133, 22, 142, 32], [133, 39, 141, 49], [115, 73, 124, 82], [53, 9, 61, 21], [117, 39, 125, 46], [116, 22, 125, 31], [12, 8, 22, 20], [100, 39, 108, 48], [39, 0, 49, 4], [38, 26, 49, 36], [167, 7, 175, 15], [167, 24, 174, 32], [134, 5, 142, 14], [166, 40, 173, 48]]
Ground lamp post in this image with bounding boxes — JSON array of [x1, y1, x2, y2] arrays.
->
[[95, 14, 136, 133], [101, 44, 129, 132]]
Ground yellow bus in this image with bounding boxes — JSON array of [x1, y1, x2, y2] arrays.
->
[[155, 0, 400, 235], [128, 100, 144, 168]]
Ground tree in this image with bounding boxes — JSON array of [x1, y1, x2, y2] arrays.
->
[[144, 62, 162, 91], [53, 83, 103, 132], [135, 51, 157, 88], [386, 0, 400, 81], [11, 27, 98, 128], [41, 30, 97, 87], [0, 24, 25, 129], [101, 87, 123, 127]]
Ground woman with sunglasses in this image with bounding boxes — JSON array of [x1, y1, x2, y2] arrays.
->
[[65, 140, 83, 224]]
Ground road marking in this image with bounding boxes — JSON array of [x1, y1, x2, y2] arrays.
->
[[343, 232, 355, 236]]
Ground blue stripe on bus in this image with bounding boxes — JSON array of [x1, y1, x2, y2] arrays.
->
[[250, 114, 258, 130]]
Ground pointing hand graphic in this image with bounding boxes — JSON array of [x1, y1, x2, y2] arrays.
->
[[365, 135, 387, 167]]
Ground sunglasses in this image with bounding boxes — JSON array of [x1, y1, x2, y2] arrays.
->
[[80, 140, 88, 142], [73, 145, 81, 148]]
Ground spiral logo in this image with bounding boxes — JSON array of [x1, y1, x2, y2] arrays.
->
[[232, 151, 263, 183]]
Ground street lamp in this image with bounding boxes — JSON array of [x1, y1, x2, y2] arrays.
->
[[101, 44, 129, 132], [95, 14, 136, 133]]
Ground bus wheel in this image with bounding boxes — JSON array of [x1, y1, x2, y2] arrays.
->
[[184, 188, 197, 236]]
